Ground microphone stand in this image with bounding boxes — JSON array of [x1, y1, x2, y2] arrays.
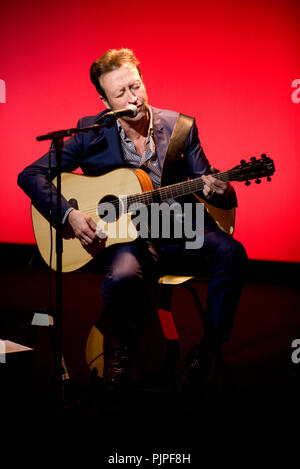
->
[[36, 117, 115, 411]]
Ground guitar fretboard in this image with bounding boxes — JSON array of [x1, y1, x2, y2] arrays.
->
[[126, 171, 230, 210]]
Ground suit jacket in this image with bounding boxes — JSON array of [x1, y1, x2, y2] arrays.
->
[[17, 106, 236, 221]]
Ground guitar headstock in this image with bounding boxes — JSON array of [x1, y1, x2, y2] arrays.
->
[[230, 154, 275, 184]]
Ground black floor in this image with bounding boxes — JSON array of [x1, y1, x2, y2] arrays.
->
[[1, 243, 299, 462]]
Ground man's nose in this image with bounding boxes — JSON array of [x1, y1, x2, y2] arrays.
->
[[126, 89, 138, 103]]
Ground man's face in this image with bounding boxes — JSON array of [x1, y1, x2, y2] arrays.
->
[[99, 64, 149, 122]]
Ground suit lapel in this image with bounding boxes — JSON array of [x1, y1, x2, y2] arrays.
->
[[151, 107, 170, 170], [88, 117, 125, 167], [105, 124, 125, 166]]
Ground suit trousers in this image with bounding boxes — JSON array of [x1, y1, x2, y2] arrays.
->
[[98, 228, 248, 343]]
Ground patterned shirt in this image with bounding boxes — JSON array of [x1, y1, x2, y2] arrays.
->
[[117, 108, 161, 188]]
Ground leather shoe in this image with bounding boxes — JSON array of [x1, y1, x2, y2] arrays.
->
[[178, 339, 216, 393], [103, 344, 130, 391]]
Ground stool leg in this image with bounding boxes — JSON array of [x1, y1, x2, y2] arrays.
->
[[183, 283, 213, 335], [157, 284, 180, 389]]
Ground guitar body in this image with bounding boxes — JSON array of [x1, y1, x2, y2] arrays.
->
[[193, 194, 235, 236], [31, 167, 153, 272]]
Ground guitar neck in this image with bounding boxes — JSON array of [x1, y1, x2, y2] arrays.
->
[[124, 155, 275, 209], [127, 170, 230, 208]]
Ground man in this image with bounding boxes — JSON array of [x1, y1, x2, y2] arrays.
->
[[18, 48, 247, 392]]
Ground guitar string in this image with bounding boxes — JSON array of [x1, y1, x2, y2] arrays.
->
[[74, 164, 271, 217]]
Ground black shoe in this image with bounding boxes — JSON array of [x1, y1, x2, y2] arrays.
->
[[178, 339, 216, 393], [103, 344, 130, 391]]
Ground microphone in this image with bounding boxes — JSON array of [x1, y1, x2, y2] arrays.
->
[[36, 104, 139, 141], [104, 104, 138, 119]]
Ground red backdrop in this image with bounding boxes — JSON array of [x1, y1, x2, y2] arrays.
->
[[1, 0, 299, 262]]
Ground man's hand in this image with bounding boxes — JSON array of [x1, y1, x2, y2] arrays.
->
[[68, 209, 106, 246], [201, 166, 229, 199]]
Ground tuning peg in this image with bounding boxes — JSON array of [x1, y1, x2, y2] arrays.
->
[[261, 153, 267, 158], [245, 181, 251, 186], [240, 159, 246, 165], [250, 157, 256, 161], [267, 176, 272, 181], [255, 179, 261, 184]]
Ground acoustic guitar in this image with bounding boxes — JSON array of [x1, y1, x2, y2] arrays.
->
[[31, 155, 275, 272]]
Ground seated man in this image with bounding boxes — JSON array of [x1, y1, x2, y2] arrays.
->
[[18, 48, 248, 392]]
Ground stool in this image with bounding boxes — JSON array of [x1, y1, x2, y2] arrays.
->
[[85, 275, 213, 388]]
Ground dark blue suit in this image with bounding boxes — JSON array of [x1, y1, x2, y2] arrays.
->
[[18, 106, 247, 342]]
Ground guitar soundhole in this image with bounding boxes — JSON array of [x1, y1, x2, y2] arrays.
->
[[97, 195, 121, 223], [68, 198, 79, 210]]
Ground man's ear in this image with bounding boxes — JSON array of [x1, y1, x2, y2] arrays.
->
[[100, 95, 111, 110]]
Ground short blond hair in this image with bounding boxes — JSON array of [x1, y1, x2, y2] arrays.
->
[[90, 48, 142, 98]]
